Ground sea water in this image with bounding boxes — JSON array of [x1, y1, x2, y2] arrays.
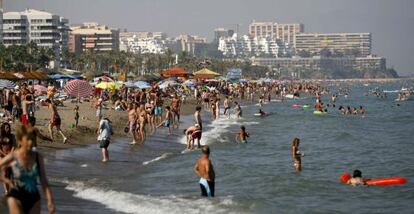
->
[[35, 82, 414, 213]]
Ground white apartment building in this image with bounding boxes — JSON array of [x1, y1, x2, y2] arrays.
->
[[295, 32, 372, 57], [120, 34, 168, 54], [2, 9, 69, 51], [218, 34, 289, 58], [249, 21, 304, 47]]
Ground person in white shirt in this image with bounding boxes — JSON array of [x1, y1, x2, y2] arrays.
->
[[97, 118, 113, 162]]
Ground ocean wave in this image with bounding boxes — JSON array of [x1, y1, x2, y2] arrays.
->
[[179, 116, 259, 146], [63, 180, 239, 214], [142, 153, 173, 166]]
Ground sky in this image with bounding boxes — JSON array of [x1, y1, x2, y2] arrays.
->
[[4, 0, 414, 75]]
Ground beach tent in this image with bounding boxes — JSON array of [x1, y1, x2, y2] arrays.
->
[[160, 67, 192, 78], [193, 68, 220, 79]]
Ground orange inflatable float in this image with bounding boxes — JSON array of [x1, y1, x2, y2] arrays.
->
[[340, 172, 407, 186]]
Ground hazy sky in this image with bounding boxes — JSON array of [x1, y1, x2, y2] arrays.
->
[[4, 0, 414, 75]]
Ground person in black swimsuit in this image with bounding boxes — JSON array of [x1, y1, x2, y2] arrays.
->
[[0, 126, 56, 214]]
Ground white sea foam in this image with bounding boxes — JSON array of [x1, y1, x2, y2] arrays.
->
[[142, 153, 173, 165], [179, 115, 259, 146], [64, 180, 239, 214]]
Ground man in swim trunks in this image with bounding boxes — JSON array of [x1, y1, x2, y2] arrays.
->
[[193, 146, 215, 197]]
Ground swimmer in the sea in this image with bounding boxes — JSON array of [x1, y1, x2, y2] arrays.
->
[[237, 126, 249, 144], [347, 170, 367, 187], [291, 137, 304, 172], [258, 109, 265, 116]]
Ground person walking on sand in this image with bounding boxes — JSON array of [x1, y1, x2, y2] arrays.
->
[[193, 146, 215, 197], [0, 126, 56, 214], [97, 118, 113, 162], [44, 99, 67, 144]]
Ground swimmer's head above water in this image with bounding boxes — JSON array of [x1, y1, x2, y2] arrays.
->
[[353, 169, 362, 178]]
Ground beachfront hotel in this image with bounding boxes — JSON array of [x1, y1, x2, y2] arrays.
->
[[69, 22, 119, 54], [218, 34, 290, 57], [214, 28, 235, 42], [119, 32, 169, 54], [2, 9, 69, 51], [251, 55, 386, 75], [249, 21, 304, 47], [295, 33, 372, 57], [119, 32, 168, 54]]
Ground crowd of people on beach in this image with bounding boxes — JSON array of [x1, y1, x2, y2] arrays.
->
[[0, 76, 388, 212]]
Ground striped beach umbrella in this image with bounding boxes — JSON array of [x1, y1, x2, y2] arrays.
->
[[64, 79, 93, 98], [0, 80, 16, 89], [34, 84, 47, 95]]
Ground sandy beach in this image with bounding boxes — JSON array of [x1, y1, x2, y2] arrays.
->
[[27, 97, 200, 151]]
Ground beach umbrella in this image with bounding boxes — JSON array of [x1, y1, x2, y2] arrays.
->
[[133, 81, 151, 89], [95, 82, 120, 90], [158, 80, 179, 89], [33, 84, 47, 95], [64, 79, 93, 98], [93, 76, 114, 83], [182, 79, 197, 87], [0, 80, 16, 89]]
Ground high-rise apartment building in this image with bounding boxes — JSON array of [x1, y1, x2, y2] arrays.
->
[[218, 34, 289, 57], [2, 9, 69, 51], [249, 21, 304, 47], [119, 32, 169, 54], [69, 22, 119, 54], [295, 32, 371, 57], [214, 28, 234, 42]]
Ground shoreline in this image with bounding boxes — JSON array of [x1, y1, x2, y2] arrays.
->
[[30, 97, 201, 152]]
